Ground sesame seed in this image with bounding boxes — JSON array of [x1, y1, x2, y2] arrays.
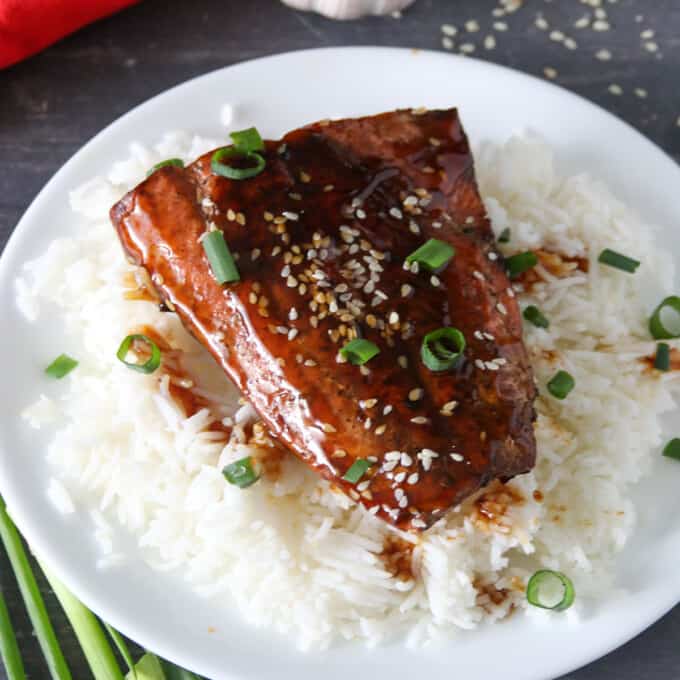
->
[[643, 41, 659, 53], [375, 424, 387, 436], [564, 38, 578, 50], [403, 195, 418, 207], [236, 212, 246, 226], [389, 311, 400, 325], [287, 328, 298, 341], [357, 480, 371, 492], [412, 518, 426, 528], [389, 207, 403, 219], [465, 19, 480, 32], [608, 84, 623, 95], [450, 453, 464, 462], [300, 171, 311, 183], [592, 20, 610, 31], [459, 42, 476, 54], [356, 208, 367, 219], [289, 307, 298, 321], [286, 275, 298, 288], [395, 471, 407, 483], [385, 451, 401, 461], [410, 417, 430, 425], [475, 359, 486, 371], [407, 473, 419, 485], [401, 284, 414, 298], [408, 220, 421, 235], [488, 252, 499, 261], [398, 355, 408, 369], [282, 211, 299, 221], [484, 35, 497, 50], [493, 21, 508, 31], [226, 208, 236, 221], [364, 418, 373, 430], [441, 23, 457, 36], [408, 388, 424, 402], [430, 275, 441, 287], [496, 302, 508, 315], [595, 48, 612, 61], [483, 332, 495, 341], [332, 449, 347, 458], [304, 359, 317, 367], [401, 453, 413, 467], [398, 495, 408, 509], [549, 30, 564, 42], [543, 67, 557, 80], [535, 16, 549, 30], [640, 28, 655, 39], [485, 361, 500, 371], [634, 88, 648, 99], [383, 405, 393, 416], [573, 15, 590, 29], [349, 489, 360, 501]]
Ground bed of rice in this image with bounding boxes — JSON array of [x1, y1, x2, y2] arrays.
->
[[16, 127, 680, 650]]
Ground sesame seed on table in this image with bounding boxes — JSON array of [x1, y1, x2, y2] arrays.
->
[[1, 0, 680, 679]]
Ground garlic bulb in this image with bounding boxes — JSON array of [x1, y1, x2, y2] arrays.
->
[[281, 0, 416, 20]]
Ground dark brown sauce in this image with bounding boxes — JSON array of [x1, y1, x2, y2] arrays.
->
[[122, 270, 159, 303], [380, 535, 416, 581], [473, 577, 511, 611], [641, 347, 680, 372], [532, 489, 544, 503], [517, 249, 588, 291], [470, 481, 524, 533]]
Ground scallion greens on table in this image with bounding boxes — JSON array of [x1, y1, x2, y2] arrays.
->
[[0, 494, 202, 680]]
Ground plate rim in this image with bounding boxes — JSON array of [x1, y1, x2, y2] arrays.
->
[[1, 45, 679, 680]]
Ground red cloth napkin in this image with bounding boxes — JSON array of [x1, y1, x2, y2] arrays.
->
[[0, 0, 140, 69]]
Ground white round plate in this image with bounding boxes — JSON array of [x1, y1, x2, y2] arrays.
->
[[1, 47, 679, 680]]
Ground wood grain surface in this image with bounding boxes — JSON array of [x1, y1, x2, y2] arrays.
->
[[1, 1, 679, 678]]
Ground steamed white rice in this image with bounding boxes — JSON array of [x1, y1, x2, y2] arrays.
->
[[16, 126, 680, 650]]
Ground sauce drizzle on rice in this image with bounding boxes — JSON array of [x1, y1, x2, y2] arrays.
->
[[516, 249, 588, 291], [380, 535, 416, 582]]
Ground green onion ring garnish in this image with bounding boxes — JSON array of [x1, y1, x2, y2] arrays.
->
[[523, 305, 550, 329], [116, 334, 161, 374], [649, 296, 680, 339], [547, 370, 575, 400], [406, 238, 455, 272], [421, 327, 466, 372], [526, 570, 575, 611], [662, 438, 680, 461], [230, 127, 265, 153], [506, 251, 538, 278], [340, 338, 380, 365], [146, 158, 184, 177], [211, 146, 266, 180], [598, 248, 641, 274], [498, 228, 511, 243], [654, 343, 670, 371], [342, 459, 371, 484], [45, 354, 78, 379], [223, 457, 260, 488], [202, 230, 240, 284]]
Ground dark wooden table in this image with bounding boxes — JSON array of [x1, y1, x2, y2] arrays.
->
[[1, 1, 679, 678]]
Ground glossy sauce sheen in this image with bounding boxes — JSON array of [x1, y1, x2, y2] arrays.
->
[[111, 109, 537, 531]]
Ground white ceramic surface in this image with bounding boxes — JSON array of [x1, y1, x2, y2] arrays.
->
[[1, 48, 679, 680]]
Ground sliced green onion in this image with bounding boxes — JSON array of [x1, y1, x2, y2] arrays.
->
[[649, 296, 680, 339], [103, 624, 136, 679], [498, 228, 511, 243], [526, 569, 575, 611], [39, 560, 123, 680], [45, 354, 78, 379], [598, 248, 640, 274], [421, 327, 466, 372], [340, 338, 380, 365], [663, 438, 680, 461], [506, 251, 538, 278], [202, 230, 240, 284], [116, 334, 161, 374], [211, 147, 266, 180], [405, 238, 455, 272], [146, 158, 184, 177], [223, 457, 260, 488], [128, 654, 164, 680], [159, 659, 202, 680], [0, 588, 26, 680], [547, 370, 575, 400], [0, 495, 72, 680], [654, 343, 670, 371], [230, 127, 264, 153], [342, 459, 371, 484], [523, 305, 549, 329]]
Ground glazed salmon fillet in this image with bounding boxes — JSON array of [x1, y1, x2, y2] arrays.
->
[[110, 108, 537, 531]]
